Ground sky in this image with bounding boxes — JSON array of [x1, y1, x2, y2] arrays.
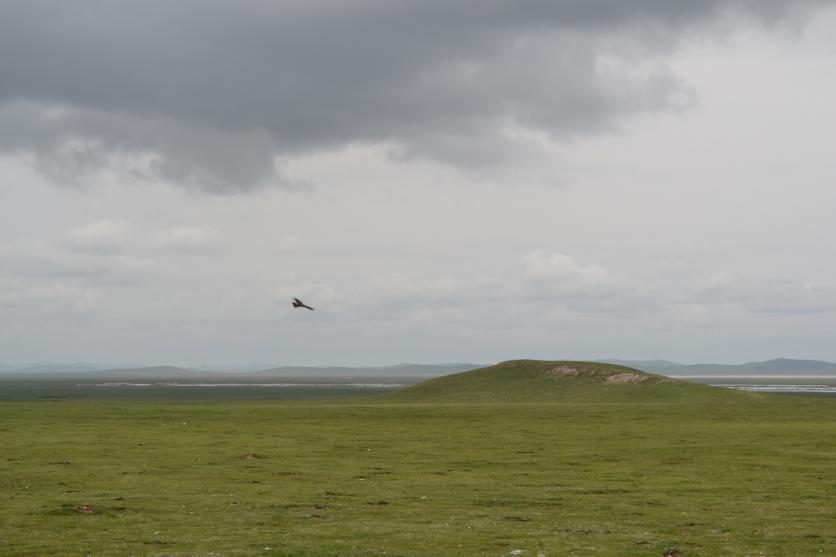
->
[[1, 1, 836, 367]]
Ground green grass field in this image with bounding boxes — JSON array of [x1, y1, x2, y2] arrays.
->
[[1, 362, 835, 556]]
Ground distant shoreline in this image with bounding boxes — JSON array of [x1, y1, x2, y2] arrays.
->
[[669, 375, 836, 380]]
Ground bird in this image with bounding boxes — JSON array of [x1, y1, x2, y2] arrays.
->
[[292, 297, 314, 311]]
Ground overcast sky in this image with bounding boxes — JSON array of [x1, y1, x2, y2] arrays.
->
[[2, 1, 836, 367]]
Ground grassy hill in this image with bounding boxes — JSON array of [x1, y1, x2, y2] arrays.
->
[[380, 359, 746, 403]]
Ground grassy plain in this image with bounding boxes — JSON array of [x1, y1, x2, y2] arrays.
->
[[1, 392, 835, 556]]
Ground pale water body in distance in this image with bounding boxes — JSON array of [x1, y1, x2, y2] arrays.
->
[[0, 379, 409, 400], [92, 378, 836, 395], [4, 377, 836, 400], [715, 384, 836, 394], [85, 377, 836, 396], [678, 376, 836, 396]]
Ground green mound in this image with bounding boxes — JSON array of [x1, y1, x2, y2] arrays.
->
[[379, 359, 747, 403]]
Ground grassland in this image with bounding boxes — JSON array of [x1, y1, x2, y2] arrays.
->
[[1, 362, 835, 556]]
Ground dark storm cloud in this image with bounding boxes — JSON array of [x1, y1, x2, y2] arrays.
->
[[0, 1, 822, 191]]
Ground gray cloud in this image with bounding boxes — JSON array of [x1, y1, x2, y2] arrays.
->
[[0, 0, 823, 191], [61, 219, 220, 255], [0, 238, 157, 285], [692, 273, 836, 315], [269, 250, 836, 328]]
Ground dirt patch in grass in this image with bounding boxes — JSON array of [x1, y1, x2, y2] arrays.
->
[[240, 453, 266, 460], [323, 490, 354, 497], [50, 503, 128, 516], [144, 540, 176, 547]]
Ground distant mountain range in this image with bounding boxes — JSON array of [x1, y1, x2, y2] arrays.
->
[[2, 358, 835, 378], [79, 366, 208, 379], [255, 363, 482, 377], [0, 362, 111, 374], [599, 358, 836, 376], [0, 362, 484, 379]]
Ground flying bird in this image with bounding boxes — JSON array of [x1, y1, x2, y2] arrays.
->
[[292, 297, 314, 311]]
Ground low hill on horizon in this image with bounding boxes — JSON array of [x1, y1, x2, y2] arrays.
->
[[378, 360, 745, 403]]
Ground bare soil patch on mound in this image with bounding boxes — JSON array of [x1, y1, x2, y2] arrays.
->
[[546, 366, 582, 377]]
